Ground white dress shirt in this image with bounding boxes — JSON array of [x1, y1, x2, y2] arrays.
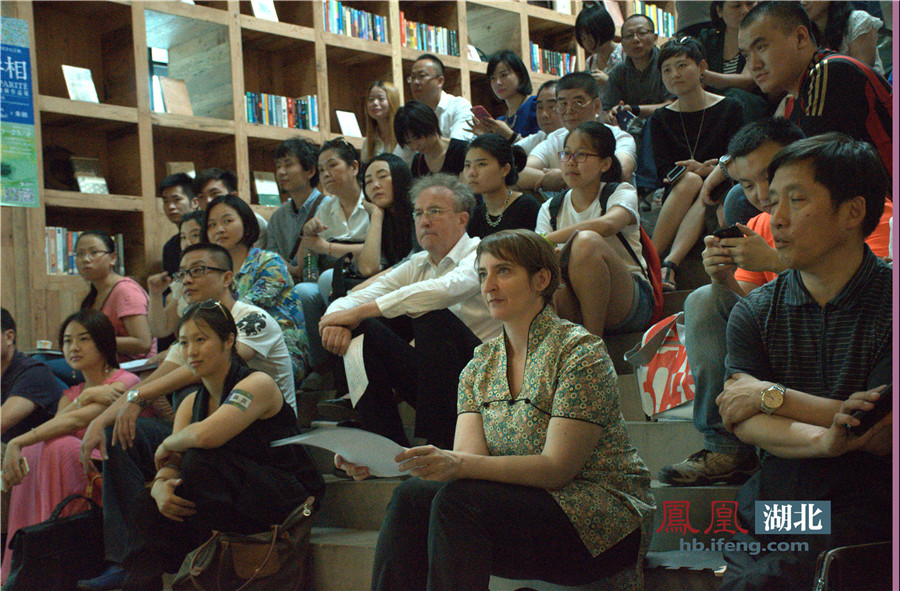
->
[[435, 90, 475, 141], [312, 189, 370, 242], [326, 233, 501, 342]]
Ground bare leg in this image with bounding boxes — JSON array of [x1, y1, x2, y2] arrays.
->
[[555, 231, 636, 336], [652, 172, 704, 257], [666, 196, 708, 267]]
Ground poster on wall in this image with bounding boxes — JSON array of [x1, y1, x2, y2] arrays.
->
[[1, 17, 39, 208]]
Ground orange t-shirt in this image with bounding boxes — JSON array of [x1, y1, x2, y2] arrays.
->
[[733, 198, 893, 287]]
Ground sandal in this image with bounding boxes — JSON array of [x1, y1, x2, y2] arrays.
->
[[660, 260, 678, 292]]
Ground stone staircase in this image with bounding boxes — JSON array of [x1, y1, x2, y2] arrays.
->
[[305, 269, 748, 590]]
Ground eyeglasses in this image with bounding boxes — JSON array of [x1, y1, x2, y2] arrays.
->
[[558, 151, 603, 163], [74, 250, 111, 261], [412, 206, 450, 221], [623, 29, 654, 41], [173, 265, 230, 282], [406, 72, 433, 84], [182, 299, 229, 319], [555, 98, 591, 113]]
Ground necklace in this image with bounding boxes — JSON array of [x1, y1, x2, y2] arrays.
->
[[678, 96, 707, 161], [485, 188, 512, 227]]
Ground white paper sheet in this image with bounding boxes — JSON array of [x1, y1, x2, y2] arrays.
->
[[343, 335, 368, 406], [272, 426, 405, 477], [335, 110, 363, 137]]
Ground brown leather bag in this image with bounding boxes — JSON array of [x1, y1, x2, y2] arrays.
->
[[171, 496, 315, 591]]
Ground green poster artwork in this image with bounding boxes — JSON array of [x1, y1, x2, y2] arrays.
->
[[1, 17, 39, 207]]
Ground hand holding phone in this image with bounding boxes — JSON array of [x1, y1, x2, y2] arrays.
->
[[712, 225, 743, 240], [471, 105, 491, 120], [665, 165, 687, 185], [846, 384, 892, 437], [615, 107, 636, 130]]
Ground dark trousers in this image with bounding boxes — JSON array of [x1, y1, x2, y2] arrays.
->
[[102, 417, 172, 563], [372, 478, 642, 591], [122, 448, 309, 591], [355, 309, 481, 449]]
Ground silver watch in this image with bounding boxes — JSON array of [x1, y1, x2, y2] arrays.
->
[[125, 388, 148, 409]]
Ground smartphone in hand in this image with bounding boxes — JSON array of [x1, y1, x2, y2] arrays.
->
[[616, 108, 636, 130], [712, 225, 743, 239], [846, 384, 892, 437], [471, 105, 491, 120], [665, 165, 687, 185]]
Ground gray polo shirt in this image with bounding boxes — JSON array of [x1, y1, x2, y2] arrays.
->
[[602, 47, 673, 111], [262, 188, 322, 263]]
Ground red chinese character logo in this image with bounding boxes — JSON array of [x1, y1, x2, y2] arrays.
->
[[704, 500, 748, 535], [655, 500, 700, 534]]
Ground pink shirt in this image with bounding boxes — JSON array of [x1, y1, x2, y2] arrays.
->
[[64, 368, 141, 439], [99, 277, 156, 361]]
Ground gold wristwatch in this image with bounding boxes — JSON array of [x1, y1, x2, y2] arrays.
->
[[759, 383, 786, 414]]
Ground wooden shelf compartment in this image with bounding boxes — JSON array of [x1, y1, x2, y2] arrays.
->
[[326, 46, 394, 136], [38, 96, 138, 124], [44, 190, 145, 212], [39, 116, 141, 196], [151, 125, 237, 195], [465, 2, 523, 61], [397, 1, 460, 58], [239, 14, 316, 42], [238, 0, 314, 28], [145, 8, 234, 120], [32, 1, 137, 108], [527, 12, 578, 74], [44, 206, 147, 278], [192, 1, 231, 12], [241, 29, 317, 128], [468, 70, 505, 118], [524, 1, 577, 25]]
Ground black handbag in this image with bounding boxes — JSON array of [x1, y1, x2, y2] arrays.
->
[[2, 493, 105, 591], [171, 496, 316, 591], [330, 253, 366, 302]]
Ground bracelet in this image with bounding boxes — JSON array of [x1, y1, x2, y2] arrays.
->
[[539, 232, 554, 245]]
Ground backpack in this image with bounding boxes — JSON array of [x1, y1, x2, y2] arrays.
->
[[548, 183, 664, 325]]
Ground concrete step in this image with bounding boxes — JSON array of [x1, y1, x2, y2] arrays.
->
[[310, 527, 725, 591], [626, 419, 702, 477]]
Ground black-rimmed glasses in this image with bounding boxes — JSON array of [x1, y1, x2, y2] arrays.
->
[[172, 265, 230, 282]]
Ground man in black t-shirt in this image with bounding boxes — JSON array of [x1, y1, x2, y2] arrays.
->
[[157, 173, 198, 278], [715, 136, 892, 590], [1, 308, 61, 444], [737, 2, 892, 172]]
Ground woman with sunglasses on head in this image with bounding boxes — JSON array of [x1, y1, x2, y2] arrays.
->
[[204, 194, 307, 375], [535, 121, 654, 337], [121, 301, 324, 591], [1, 310, 151, 584], [362, 81, 402, 162], [468, 51, 539, 141], [464, 133, 541, 239], [395, 101, 469, 179], [338, 230, 653, 591]]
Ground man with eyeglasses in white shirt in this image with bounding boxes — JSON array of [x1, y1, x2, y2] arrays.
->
[[406, 54, 475, 143], [520, 72, 637, 192], [318, 174, 501, 450]]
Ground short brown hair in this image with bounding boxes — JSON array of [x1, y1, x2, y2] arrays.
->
[[476, 229, 560, 306]]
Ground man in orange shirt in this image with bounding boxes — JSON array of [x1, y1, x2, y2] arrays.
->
[[659, 118, 893, 486]]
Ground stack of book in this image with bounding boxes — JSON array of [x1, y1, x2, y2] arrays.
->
[[245, 93, 319, 131], [323, 1, 388, 43], [399, 13, 459, 57], [632, 1, 675, 37], [45, 227, 124, 276], [529, 43, 576, 76]]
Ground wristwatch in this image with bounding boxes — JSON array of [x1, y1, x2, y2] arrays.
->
[[125, 388, 149, 409], [759, 383, 786, 414], [718, 154, 734, 180]]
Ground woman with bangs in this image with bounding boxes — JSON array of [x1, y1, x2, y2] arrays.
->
[[361, 80, 402, 162]]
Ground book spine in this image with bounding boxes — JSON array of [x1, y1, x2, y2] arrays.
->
[[55, 227, 64, 275], [312, 95, 318, 131], [45, 227, 53, 274], [66, 230, 74, 274], [281, 95, 287, 128]]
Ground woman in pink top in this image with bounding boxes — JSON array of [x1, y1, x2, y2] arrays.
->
[[0, 310, 165, 583], [75, 231, 155, 362]]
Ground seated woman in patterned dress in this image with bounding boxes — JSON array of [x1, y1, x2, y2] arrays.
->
[[336, 229, 655, 591]]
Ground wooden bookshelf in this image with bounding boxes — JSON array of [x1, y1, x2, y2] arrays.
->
[[1, 0, 582, 347]]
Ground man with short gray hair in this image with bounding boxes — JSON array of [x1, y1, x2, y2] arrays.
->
[[319, 174, 500, 448]]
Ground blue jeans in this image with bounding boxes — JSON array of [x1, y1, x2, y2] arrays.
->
[[683, 283, 754, 455], [292, 269, 334, 370]]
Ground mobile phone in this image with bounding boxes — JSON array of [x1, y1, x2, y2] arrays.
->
[[712, 225, 743, 239], [845, 383, 892, 437], [616, 108, 636, 130], [471, 105, 491, 120], [665, 165, 686, 184]]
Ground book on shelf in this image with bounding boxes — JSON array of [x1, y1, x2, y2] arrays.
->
[[323, 1, 388, 43], [158, 77, 193, 116], [246, 92, 318, 131], [250, 0, 279, 22], [253, 171, 281, 207], [398, 12, 458, 56], [529, 43, 576, 76], [70, 156, 109, 194], [44, 227, 125, 276], [334, 110, 362, 138], [61, 65, 99, 103], [166, 162, 196, 177], [632, 1, 675, 37]]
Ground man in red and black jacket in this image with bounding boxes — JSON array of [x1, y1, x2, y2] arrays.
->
[[737, 1, 892, 175]]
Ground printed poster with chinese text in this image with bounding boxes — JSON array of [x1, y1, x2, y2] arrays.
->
[[1, 17, 38, 207]]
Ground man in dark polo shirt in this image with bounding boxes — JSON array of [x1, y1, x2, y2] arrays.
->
[[158, 173, 198, 278], [1, 308, 61, 444], [714, 136, 892, 590], [738, 2, 892, 172]]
